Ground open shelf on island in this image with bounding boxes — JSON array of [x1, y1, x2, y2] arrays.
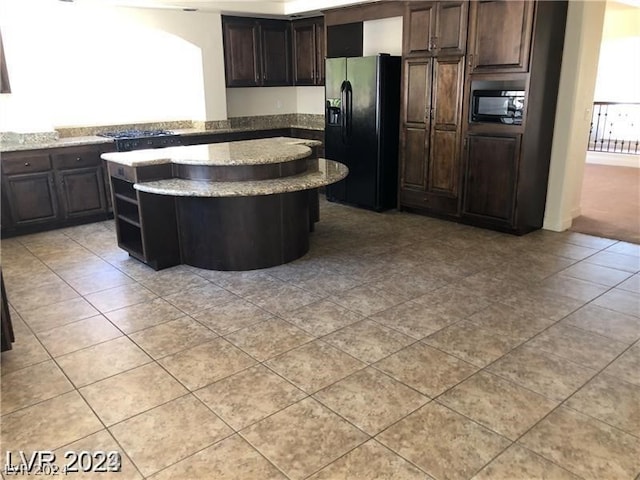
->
[[114, 192, 139, 205]]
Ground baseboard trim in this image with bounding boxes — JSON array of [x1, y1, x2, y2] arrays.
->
[[543, 213, 574, 232], [586, 151, 640, 168], [571, 206, 581, 219]]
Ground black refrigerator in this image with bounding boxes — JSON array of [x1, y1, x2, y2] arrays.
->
[[325, 54, 401, 211]]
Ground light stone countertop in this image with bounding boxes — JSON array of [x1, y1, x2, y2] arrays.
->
[[134, 159, 348, 197], [101, 137, 322, 167], [0, 135, 115, 153], [0, 121, 323, 153]]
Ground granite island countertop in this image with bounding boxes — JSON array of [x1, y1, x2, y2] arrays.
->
[[134, 158, 348, 197], [101, 137, 322, 167]]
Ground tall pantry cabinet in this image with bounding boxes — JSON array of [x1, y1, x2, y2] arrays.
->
[[399, 0, 568, 234], [399, 1, 468, 216]]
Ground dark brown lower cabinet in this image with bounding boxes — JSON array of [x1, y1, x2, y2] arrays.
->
[[462, 133, 520, 228], [57, 166, 108, 219], [1, 144, 114, 237], [3, 171, 59, 227]]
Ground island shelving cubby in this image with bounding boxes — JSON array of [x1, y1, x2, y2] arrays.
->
[[107, 162, 180, 270]]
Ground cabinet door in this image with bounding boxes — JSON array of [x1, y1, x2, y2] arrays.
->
[[223, 18, 260, 87], [404, 3, 436, 56], [463, 134, 520, 223], [468, 0, 534, 73], [315, 18, 325, 85], [435, 1, 468, 56], [400, 58, 432, 193], [429, 57, 464, 197], [57, 166, 107, 219], [292, 20, 316, 85], [3, 172, 59, 226], [260, 20, 292, 86]]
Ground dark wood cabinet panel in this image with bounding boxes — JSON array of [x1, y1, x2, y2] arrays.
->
[[405, 3, 435, 56], [326, 22, 363, 58], [315, 20, 325, 84], [428, 57, 464, 197], [3, 171, 58, 226], [404, 59, 431, 126], [2, 154, 51, 174], [400, 55, 463, 214], [261, 20, 292, 85], [222, 16, 292, 87], [400, 59, 431, 191], [57, 166, 107, 219], [1, 144, 113, 237], [429, 130, 458, 194], [468, 0, 534, 73], [463, 134, 520, 222], [402, 128, 429, 189], [404, 1, 467, 57], [432, 57, 463, 128], [293, 22, 315, 84], [222, 19, 260, 87], [292, 17, 324, 86], [436, 1, 468, 56]]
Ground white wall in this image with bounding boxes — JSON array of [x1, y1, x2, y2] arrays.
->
[[593, 1, 640, 102], [544, 0, 607, 231], [226, 87, 297, 116], [0, 0, 227, 129], [225, 86, 325, 117], [363, 17, 403, 56], [296, 87, 325, 115]]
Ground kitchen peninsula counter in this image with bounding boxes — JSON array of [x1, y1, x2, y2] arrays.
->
[[101, 137, 347, 271]]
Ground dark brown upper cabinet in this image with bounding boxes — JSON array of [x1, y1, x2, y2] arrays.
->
[[403, 1, 468, 57], [467, 0, 534, 73], [292, 17, 325, 86], [222, 16, 292, 87]]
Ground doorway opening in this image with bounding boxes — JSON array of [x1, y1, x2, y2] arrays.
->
[[570, 0, 640, 244]]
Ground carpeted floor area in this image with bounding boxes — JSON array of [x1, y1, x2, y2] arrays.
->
[[571, 163, 640, 245]]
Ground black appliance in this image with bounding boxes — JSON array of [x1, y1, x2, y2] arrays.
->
[[471, 90, 525, 125], [99, 129, 183, 152], [325, 54, 401, 211]]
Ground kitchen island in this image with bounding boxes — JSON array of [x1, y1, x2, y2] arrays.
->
[[101, 137, 347, 271]]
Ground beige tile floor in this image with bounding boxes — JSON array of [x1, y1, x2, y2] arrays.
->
[[1, 197, 640, 479]]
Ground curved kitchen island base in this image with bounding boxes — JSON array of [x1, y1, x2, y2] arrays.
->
[[177, 190, 311, 271], [102, 138, 348, 272]]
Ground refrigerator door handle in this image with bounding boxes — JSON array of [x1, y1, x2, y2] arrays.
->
[[340, 81, 347, 143], [346, 81, 353, 138]]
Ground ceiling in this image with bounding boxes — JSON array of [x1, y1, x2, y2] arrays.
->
[[62, 0, 374, 16]]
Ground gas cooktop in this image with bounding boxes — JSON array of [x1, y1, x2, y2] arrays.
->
[[99, 129, 183, 151], [99, 129, 174, 139]]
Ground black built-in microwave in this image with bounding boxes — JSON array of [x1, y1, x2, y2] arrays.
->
[[472, 90, 525, 125]]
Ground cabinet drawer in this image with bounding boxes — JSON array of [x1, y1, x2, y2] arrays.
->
[[2, 154, 51, 174], [51, 150, 101, 169]]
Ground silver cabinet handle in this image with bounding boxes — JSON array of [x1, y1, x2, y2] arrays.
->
[[24, 162, 30, 166]]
